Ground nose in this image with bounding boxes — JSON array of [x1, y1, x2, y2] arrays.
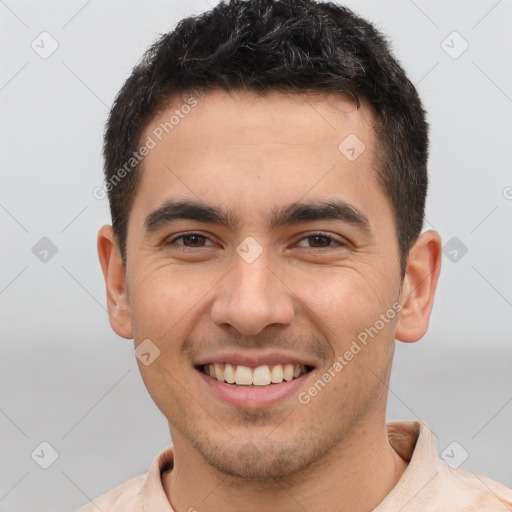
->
[[209, 249, 295, 336]]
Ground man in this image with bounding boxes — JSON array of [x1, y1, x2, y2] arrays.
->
[[78, 0, 512, 510]]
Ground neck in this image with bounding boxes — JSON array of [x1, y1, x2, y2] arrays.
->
[[163, 415, 408, 512]]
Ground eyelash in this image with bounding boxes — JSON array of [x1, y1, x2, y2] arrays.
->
[[165, 231, 347, 251]]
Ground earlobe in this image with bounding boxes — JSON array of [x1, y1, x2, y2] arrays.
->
[[97, 225, 133, 339], [395, 230, 442, 343]]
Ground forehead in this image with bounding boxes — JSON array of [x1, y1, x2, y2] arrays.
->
[[147, 89, 376, 152], [133, 89, 386, 228]]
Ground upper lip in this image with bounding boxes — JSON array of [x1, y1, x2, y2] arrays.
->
[[194, 350, 317, 368]]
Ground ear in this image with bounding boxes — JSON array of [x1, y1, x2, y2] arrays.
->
[[395, 230, 442, 343], [97, 225, 133, 339]]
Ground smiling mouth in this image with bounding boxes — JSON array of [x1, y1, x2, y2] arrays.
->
[[198, 363, 314, 387]]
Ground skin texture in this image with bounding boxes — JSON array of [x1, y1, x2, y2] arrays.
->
[[98, 89, 442, 512]]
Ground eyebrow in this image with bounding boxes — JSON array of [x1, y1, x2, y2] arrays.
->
[[143, 198, 372, 235]]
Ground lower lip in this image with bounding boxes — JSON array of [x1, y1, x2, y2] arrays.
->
[[197, 368, 313, 408]]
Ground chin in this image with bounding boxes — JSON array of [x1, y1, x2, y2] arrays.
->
[[190, 427, 327, 482], [204, 446, 307, 480]]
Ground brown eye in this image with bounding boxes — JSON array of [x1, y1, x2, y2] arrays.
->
[[306, 235, 333, 248], [180, 234, 207, 247], [295, 232, 345, 249], [166, 233, 213, 248]]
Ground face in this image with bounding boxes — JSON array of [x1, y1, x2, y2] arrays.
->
[[110, 90, 408, 479]]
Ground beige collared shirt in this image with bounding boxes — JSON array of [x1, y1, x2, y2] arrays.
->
[[76, 420, 512, 511]]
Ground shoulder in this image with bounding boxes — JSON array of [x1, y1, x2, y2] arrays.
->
[[74, 445, 175, 512], [384, 420, 512, 510], [436, 462, 512, 510], [75, 473, 146, 512]]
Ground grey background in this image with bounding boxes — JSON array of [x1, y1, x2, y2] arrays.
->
[[0, 0, 511, 510]]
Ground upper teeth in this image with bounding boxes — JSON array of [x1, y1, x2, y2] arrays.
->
[[203, 363, 307, 386]]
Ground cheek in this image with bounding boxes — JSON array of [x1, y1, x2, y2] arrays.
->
[[129, 262, 212, 335], [129, 268, 195, 412], [288, 265, 395, 336]]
